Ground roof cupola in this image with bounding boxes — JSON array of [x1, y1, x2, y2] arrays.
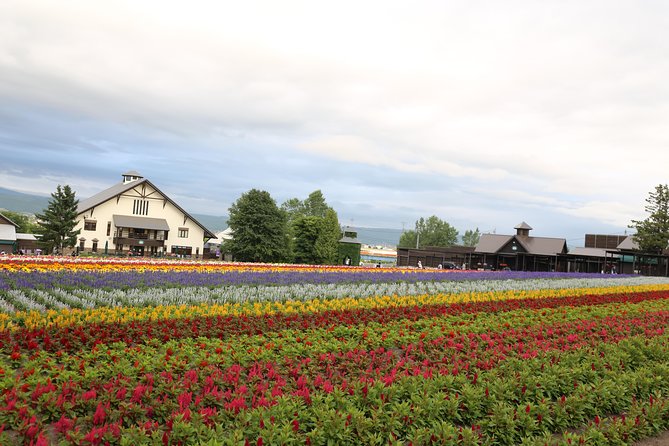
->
[[514, 221, 532, 237], [122, 171, 143, 184]]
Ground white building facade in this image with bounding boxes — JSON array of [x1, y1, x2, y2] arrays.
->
[[75, 171, 215, 257]]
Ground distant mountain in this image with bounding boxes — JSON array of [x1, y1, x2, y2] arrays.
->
[[192, 214, 228, 233], [354, 227, 403, 247], [0, 187, 50, 214]]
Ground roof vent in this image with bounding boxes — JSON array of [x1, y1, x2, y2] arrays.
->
[[122, 171, 143, 184], [514, 221, 532, 237]]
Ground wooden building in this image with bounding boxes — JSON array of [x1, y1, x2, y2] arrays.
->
[[396, 245, 474, 268], [473, 222, 567, 271]]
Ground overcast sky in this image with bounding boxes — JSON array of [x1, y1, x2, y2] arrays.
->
[[1, 1, 668, 246]]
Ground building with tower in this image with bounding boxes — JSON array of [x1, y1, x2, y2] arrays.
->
[[75, 171, 216, 257]]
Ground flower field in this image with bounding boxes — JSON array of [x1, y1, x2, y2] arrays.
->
[[1, 257, 669, 445]]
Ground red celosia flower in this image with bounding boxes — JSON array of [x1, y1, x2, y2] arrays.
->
[[93, 402, 107, 425]]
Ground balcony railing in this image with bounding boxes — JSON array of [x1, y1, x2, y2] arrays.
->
[[113, 237, 165, 247]]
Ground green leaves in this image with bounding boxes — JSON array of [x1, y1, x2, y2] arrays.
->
[[399, 215, 459, 249], [629, 184, 669, 254], [227, 189, 290, 263], [35, 184, 80, 254]]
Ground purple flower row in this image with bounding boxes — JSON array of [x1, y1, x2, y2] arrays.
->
[[0, 270, 628, 291]]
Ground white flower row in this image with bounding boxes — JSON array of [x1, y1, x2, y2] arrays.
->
[[1, 275, 667, 313], [3, 290, 47, 312]]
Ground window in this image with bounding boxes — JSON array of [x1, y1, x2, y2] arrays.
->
[[171, 245, 192, 256], [178, 228, 189, 238], [106, 221, 111, 236], [84, 220, 97, 231], [133, 199, 149, 215], [92, 241, 98, 252], [79, 239, 85, 251]]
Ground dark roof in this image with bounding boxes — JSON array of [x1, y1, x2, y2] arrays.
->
[[78, 178, 216, 239], [520, 236, 567, 255], [567, 247, 615, 258], [123, 170, 143, 177], [514, 221, 533, 230], [0, 212, 18, 228], [113, 215, 170, 231], [474, 234, 512, 253], [475, 233, 566, 255]]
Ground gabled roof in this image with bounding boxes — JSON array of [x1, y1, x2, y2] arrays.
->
[[77, 178, 216, 239], [217, 228, 233, 240], [475, 233, 566, 255], [617, 235, 639, 251], [0, 212, 18, 228], [205, 228, 234, 246], [78, 179, 147, 214], [520, 236, 567, 255], [474, 234, 512, 253]]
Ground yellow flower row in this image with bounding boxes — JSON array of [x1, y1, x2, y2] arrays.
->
[[4, 283, 668, 332], [0, 259, 428, 274]]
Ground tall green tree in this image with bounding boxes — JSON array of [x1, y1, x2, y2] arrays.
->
[[227, 189, 290, 263], [398, 216, 459, 248], [0, 210, 40, 233], [303, 190, 329, 218], [35, 185, 80, 254], [292, 216, 323, 264], [315, 208, 341, 264], [462, 228, 481, 247], [629, 184, 669, 254], [280, 198, 305, 223], [281, 190, 341, 264]]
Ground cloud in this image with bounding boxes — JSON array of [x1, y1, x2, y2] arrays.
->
[[1, 0, 668, 245]]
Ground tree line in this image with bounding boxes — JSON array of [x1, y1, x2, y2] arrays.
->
[[397, 215, 481, 249], [224, 189, 342, 264], [6, 182, 669, 261]]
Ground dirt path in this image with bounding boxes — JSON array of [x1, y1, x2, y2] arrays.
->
[[634, 430, 669, 445]]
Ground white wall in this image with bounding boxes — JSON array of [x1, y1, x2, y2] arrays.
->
[[75, 181, 207, 256]]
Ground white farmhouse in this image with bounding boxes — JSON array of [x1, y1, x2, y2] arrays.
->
[[75, 171, 216, 257]]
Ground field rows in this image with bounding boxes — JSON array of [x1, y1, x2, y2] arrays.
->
[[0, 259, 668, 444]]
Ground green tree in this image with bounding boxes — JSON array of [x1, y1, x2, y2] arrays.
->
[[280, 198, 305, 223], [398, 230, 419, 249], [292, 216, 323, 264], [629, 184, 669, 254], [281, 190, 341, 264], [315, 208, 341, 264], [227, 189, 290, 263], [303, 190, 329, 218], [462, 228, 481, 247], [35, 185, 80, 254], [0, 210, 40, 233], [398, 216, 459, 248]]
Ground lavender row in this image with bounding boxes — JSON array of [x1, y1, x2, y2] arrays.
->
[[0, 269, 634, 291]]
